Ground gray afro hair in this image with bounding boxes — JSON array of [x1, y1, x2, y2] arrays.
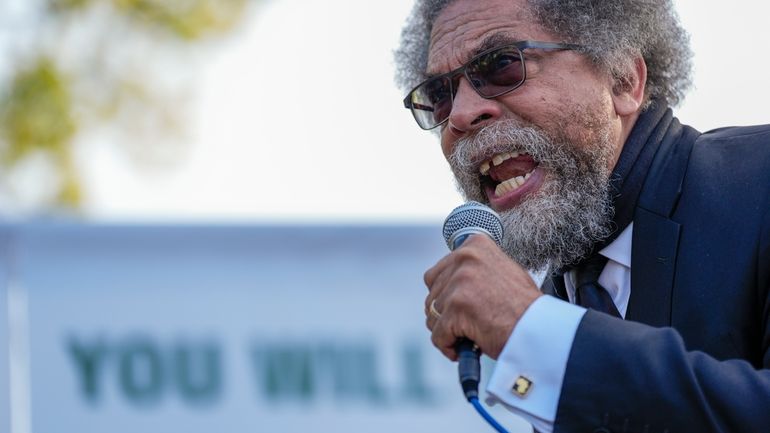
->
[[395, 0, 693, 107]]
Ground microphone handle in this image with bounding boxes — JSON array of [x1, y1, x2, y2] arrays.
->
[[451, 233, 473, 249], [449, 231, 484, 400], [456, 338, 481, 400]]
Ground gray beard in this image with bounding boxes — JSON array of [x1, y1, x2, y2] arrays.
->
[[448, 119, 615, 271]]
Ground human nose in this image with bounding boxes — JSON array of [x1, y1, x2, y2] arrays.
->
[[446, 78, 503, 135]]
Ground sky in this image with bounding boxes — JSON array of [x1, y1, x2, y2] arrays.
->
[[58, 0, 770, 223]]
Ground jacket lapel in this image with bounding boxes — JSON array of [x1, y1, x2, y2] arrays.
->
[[625, 118, 700, 326], [626, 208, 680, 325]]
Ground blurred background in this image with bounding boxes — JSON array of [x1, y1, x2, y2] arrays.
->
[[0, 0, 768, 432]]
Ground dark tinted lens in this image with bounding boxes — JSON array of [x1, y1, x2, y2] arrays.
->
[[468, 46, 524, 97], [411, 76, 453, 129]]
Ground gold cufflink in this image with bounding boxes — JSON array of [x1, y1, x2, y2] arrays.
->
[[512, 375, 533, 397]]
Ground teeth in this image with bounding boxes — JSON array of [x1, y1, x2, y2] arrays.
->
[[482, 151, 537, 197], [492, 153, 511, 166], [493, 170, 536, 197], [494, 179, 516, 196], [480, 162, 490, 175], [481, 151, 529, 174]]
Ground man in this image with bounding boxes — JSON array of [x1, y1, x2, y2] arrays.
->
[[396, 0, 770, 432]]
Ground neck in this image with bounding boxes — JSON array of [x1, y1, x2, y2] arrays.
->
[[610, 109, 642, 171], [597, 102, 672, 252]]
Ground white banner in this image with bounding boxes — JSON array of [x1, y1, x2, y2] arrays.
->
[[0, 224, 530, 433]]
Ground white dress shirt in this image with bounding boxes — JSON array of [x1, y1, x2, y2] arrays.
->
[[485, 224, 634, 433]]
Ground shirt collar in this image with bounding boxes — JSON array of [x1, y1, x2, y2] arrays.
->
[[599, 222, 633, 268]]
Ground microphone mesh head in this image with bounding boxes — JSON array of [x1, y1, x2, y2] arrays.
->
[[442, 201, 504, 249]]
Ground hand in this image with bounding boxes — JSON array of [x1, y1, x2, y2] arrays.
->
[[423, 234, 542, 360]]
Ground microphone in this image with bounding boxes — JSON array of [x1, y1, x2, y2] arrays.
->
[[442, 201, 504, 401]]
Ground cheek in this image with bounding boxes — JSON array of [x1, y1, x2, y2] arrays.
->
[[553, 67, 613, 110], [440, 132, 454, 160], [555, 86, 615, 137]]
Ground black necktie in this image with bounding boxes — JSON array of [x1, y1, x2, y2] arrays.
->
[[573, 255, 622, 318]]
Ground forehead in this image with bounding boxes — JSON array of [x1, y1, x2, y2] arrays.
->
[[427, 0, 552, 75]]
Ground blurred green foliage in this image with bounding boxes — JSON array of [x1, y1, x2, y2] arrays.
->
[[0, 0, 251, 213], [0, 58, 80, 206], [112, 0, 246, 39], [1, 59, 76, 165], [50, 0, 247, 40]]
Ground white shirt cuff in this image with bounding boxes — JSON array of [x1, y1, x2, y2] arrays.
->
[[485, 295, 586, 432]]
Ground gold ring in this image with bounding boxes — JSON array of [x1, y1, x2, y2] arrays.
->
[[429, 299, 442, 320]]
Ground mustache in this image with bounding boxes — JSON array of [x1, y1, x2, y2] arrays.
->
[[449, 120, 548, 169]]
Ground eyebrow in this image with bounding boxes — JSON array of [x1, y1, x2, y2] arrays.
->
[[472, 32, 519, 57], [425, 32, 519, 78]]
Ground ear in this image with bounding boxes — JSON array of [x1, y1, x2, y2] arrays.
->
[[611, 56, 647, 116]]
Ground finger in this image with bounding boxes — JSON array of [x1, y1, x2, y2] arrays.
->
[[431, 324, 457, 361], [424, 295, 433, 319], [425, 296, 445, 324], [423, 265, 454, 316], [423, 252, 454, 289], [425, 295, 448, 340], [430, 305, 461, 361], [425, 313, 441, 332], [424, 268, 455, 322]]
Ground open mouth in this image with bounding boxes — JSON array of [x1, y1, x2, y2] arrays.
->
[[478, 151, 545, 211]]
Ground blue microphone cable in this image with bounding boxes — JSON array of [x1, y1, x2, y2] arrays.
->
[[470, 397, 509, 433]]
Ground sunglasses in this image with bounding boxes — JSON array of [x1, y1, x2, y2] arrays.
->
[[402, 40, 583, 130]]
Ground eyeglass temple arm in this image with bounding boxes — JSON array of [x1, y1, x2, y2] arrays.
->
[[403, 100, 434, 112]]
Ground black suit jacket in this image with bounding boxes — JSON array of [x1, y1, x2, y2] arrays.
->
[[554, 116, 770, 432]]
